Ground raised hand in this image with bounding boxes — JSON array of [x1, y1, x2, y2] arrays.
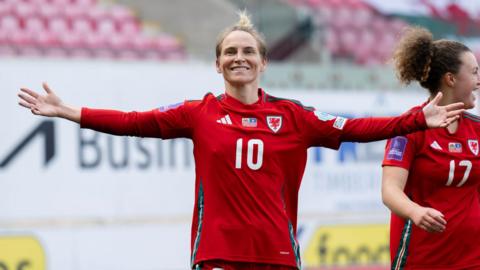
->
[[18, 82, 63, 117], [18, 82, 81, 123], [410, 205, 446, 233], [423, 92, 464, 128]]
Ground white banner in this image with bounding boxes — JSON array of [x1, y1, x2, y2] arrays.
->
[[0, 58, 433, 269]]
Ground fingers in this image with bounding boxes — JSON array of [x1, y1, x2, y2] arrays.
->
[[18, 100, 32, 109], [18, 92, 37, 105], [419, 219, 444, 233], [446, 109, 465, 118], [430, 92, 443, 105], [425, 215, 446, 232], [432, 214, 447, 226], [417, 209, 446, 233], [18, 100, 40, 115], [20, 87, 39, 99], [441, 115, 461, 127], [18, 87, 40, 112], [443, 101, 465, 112], [42, 82, 52, 94], [419, 223, 433, 233]]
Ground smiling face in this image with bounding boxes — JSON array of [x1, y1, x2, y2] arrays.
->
[[450, 51, 480, 109], [216, 30, 267, 89]]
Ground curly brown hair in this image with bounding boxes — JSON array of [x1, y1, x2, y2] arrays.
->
[[392, 26, 470, 95]]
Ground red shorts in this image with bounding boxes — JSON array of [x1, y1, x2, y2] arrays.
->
[[194, 260, 297, 270]]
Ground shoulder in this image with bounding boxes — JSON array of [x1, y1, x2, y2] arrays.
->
[[463, 111, 480, 124], [403, 104, 424, 115], [184, 92, 220, 107], [155, 93, 216, 115], [265, 93, 314, 112], [461, 112, 480, 134]]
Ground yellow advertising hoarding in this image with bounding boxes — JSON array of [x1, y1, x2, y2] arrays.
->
[[304, 224, 389, 267], [0, 236, 46, 270]]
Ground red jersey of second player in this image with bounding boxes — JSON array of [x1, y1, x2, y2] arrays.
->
[[81, 89, 427, 268], [383, 105, 480, 270]]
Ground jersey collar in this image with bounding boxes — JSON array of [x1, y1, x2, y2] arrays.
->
[[221, 88, 266, 109]]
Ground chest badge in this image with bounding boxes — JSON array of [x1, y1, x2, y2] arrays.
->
[[267, 116, 282, 133], [448, 142, 462, 153], [468, 139, 479, 155]]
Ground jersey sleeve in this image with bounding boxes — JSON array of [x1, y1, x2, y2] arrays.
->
[[340, 108, 427, 142], [80, 100, 198, 139], [301, 107, 426, 149], [382, 106, 425, 169], [300, 109, 344, 149], [382, 134, 416, 170]]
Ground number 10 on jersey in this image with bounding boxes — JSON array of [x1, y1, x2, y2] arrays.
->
[[235, 138, 264, 170]]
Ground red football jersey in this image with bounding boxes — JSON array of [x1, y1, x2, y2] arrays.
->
[[383, 105, 480, 270], [81, 89, 427, 268]]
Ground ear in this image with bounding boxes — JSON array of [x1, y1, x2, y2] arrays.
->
[[215, 59, 222, 74], [259, 57, 267, 73], [444, 72, 456, 87]]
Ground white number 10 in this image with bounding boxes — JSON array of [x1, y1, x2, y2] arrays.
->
[[235, 138, 264, 170], [446, 160, 472, 187]]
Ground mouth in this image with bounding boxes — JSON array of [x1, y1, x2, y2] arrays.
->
[[230, 66, 250, 71]]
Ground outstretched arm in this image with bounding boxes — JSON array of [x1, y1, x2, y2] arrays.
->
[[382, 166, 446, 233], [18, 83, 193, 139], [18, 82, 81, 123], [341, 92, 464, 142]]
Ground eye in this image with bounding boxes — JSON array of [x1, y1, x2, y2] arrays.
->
[[244, 48, 255, 54], [224, 49, 236, 55]]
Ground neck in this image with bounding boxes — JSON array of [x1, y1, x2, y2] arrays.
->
[[431, 88, 454, 106], [225, 82, 259, 104], [433, 88, 460, 133], [446, 119, 459, 134]]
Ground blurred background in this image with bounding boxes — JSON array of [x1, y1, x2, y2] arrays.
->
[[0, 0, 479, 269]]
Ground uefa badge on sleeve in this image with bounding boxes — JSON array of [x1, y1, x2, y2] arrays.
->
[[468, 139, 479, 155], [387, 136, 407, 161], [267, 116, 282, 133]]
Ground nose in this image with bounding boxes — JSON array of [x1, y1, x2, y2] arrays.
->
[[234, 52, 246, 62]]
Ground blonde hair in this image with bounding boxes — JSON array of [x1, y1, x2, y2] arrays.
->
[[215, 10, 267, 59]]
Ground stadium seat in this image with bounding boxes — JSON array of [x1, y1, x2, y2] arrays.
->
[[110, 5, 134, 23], [64, 4, 88, 19], [0, 2, 13, 17], [71, 17, 93, 35], [24, 17, 46, 34], [118, 20, 140, 36], [48, 17, 70, 39], [38, 4, 62, 18], [1, 15, 21, 34], [13, 2, 36, 18], [96, 18, 117, 36], [75, 0, 96, 7]]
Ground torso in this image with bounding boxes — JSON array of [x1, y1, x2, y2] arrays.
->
[[386, 112, 480, 269]]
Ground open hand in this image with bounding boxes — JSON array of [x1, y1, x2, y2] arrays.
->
[[18, 82, 62, 117], [423, 92, 464, 128]]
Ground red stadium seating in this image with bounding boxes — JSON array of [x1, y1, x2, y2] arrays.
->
[[287, 0, 409, 65], [0, 0, 185, 61]]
